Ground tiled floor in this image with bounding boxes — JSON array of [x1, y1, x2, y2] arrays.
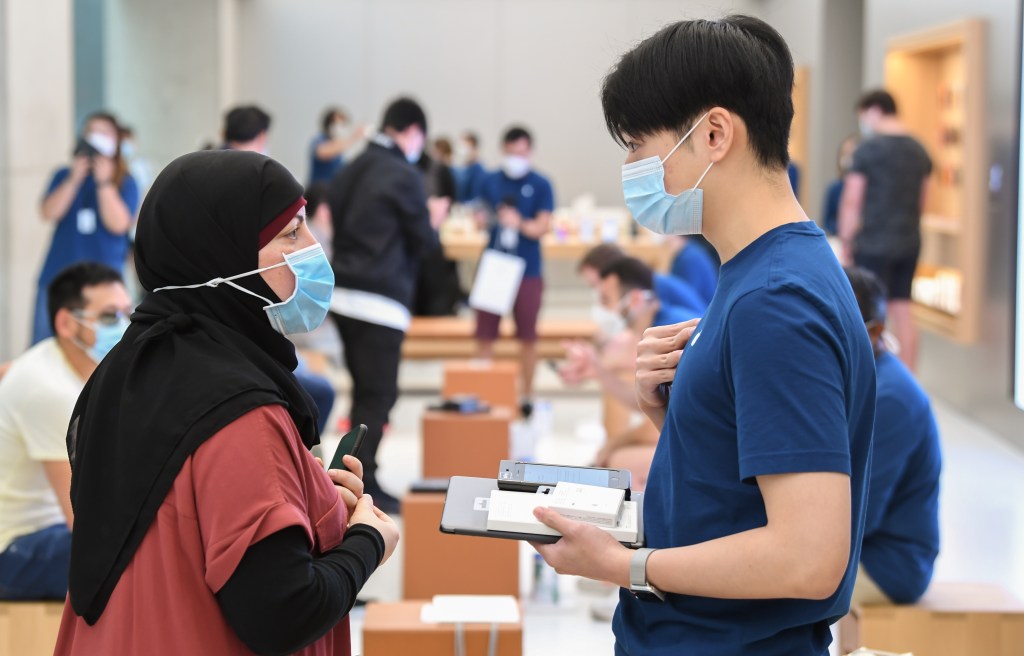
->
[[316, 359, 1024, 655]]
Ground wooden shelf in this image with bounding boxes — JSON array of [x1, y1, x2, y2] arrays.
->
[[885, 19, 987, 344]]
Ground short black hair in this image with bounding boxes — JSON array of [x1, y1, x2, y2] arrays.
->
[[599, 256, 654, 293], [381, 97, 427, 134], [321, 107, 348, 135], [224, 105, 272, 143], [601, 15, 794, 170], [462, 131, 480, 149], [503, 126, 532, 147], [844, 266, 888, 325], [579, 243, 625, 273], [47, 262, 123, 333], [857, 89, 898, 116]]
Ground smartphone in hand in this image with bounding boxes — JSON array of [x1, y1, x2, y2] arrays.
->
[[328, 424, 367, 472]]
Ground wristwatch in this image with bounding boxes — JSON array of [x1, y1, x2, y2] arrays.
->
[[629, 548, 666, 601]]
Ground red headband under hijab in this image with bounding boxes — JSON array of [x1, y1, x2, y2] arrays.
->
[[257, 197, 307, 250]]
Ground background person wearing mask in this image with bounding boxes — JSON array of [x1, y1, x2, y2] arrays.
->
[[839, 89, 932, 372], [454, 131, 488, 204], [309, 107, 369, 185], [414, 137, 462, 317], [328, 98, 448, 513], [530, 16, 875, 655], [560, 257, 701, 481], [0, 262, 130, 601], [222, 105, 272, 153], [821, 134, 859, 236], [845, 266, 941, 605], [35, 111, 139, 344], [474, 126, 555, 417], [55, 151, 398, 655]]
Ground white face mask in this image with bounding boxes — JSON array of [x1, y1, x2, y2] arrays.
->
[[592, 303, 627, 340], [86, 132, 118, 158], [502, 155, 530, 179], [330, 122, 349, 140]]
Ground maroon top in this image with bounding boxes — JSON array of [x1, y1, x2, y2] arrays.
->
[[54, 405, 352, 655]]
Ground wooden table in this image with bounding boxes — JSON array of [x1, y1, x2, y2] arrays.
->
[[441, 232, 671, 269]]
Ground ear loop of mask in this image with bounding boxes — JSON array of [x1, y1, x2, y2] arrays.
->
[[153, 260, 288, 308], [660, 112, 714, 196]]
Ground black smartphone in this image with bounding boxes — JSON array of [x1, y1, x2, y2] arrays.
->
[[328, 424, 367, 472], [73, 137, 98, 159]]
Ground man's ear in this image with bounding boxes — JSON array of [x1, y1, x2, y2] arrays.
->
[[704, 107, 735, 164], [868, 323, 885, 346], [53, 307, 77, 340]]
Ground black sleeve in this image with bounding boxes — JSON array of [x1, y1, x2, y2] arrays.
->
[[394, 167, 436, 257], [217, 524, 385, 656]]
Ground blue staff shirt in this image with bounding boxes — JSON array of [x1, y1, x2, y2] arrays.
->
[[309, 134, 343, 184], [38, 168, 139, 287], [653, 273, 707, 318], [614, 221, 876, 656], [455, 161, 489, 203], [478, 169, 554, 279], [670, 240, 719, 305], [861, 351, 941, 604]]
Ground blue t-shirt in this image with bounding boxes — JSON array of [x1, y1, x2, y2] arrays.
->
[[455, 161, 489, 203], [38, 168, 140, 286], [861, 351, 941, 604], [309, 134, 344, 184], [479, 170, 555, 279], [614, 221, 876, 656], [669, 241, 719, 305], [822, 178, 843, 236], [653, 273, 707, 319]]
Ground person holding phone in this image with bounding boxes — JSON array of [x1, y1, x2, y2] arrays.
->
[[54, 151, 398, 656], [35, 111, 139, 344], [530, 16, 875, 656]]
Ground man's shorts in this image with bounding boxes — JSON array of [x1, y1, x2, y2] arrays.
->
[[854, 249, 920, 300], [474, 277, 543, 342]]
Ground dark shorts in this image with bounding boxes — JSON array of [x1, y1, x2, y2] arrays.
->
[[854, 249, 920, 300], [475, 276, 543, 342], [0, 523, 71, 600]]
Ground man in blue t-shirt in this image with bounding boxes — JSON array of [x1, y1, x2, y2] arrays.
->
[[474, 126, 555, 415], [530, 16, 876, 656], [845, 266, 941, 604], [453, 131, 489, 204]]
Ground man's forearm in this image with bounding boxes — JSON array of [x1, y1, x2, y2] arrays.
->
[[97, 184, 132, 234]]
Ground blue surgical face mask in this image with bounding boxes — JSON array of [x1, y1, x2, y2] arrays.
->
[[621, 112, 713, 235], [154, 242, 335, 335], [72, 314, 130, 363]]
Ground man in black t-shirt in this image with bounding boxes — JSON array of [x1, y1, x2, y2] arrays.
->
[[839, 90, 932, 372]]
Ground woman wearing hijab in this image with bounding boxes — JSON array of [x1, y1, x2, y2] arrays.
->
[[54, 150, 399, 656]]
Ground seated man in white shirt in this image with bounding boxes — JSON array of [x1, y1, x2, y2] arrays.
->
[[0, 262, 131, 599]]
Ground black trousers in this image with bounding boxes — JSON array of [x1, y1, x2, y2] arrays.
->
[[332, 315, 405, 488]]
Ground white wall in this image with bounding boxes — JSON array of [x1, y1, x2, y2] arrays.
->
[[234, 0, 759, 204], [104, 0, 224, 172], [0, 0, 75, 358]]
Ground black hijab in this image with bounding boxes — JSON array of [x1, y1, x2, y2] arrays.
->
[[67, 150, 319, 624]]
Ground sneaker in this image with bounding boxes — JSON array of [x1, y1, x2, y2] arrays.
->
[[520, 400, 534, 420], [363, 481, 401, 515]]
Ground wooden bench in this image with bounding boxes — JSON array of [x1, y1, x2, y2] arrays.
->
[[840, 581, 1024, 656], [402, 317, 597, 360], [0, 601, 64, 656]]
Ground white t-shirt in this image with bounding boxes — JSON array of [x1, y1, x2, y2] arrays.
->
[[0, 338, 82, 551]]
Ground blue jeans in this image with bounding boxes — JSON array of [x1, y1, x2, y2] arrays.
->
[[0, 524, 72, 600]]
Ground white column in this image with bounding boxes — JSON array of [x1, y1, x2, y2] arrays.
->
[[0, 0, 75, 359]]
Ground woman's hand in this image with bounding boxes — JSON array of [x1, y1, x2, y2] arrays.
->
[[350, 494, 400, 565], [325, 455, 364, 518], [635, 319, 700, 429], [93, 156, 115, 185]]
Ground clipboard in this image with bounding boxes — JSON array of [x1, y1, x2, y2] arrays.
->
[[469, 249, 526, 316]]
